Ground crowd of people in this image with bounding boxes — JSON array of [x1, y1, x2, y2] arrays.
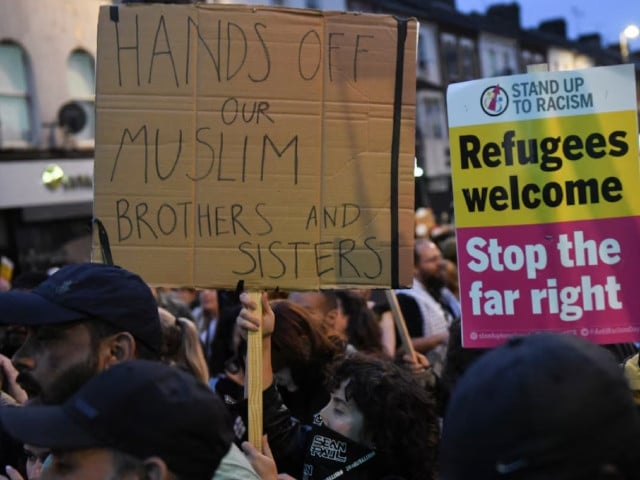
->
[[0, 227, 639, 479]]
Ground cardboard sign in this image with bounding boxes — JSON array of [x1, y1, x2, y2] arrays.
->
[[92, 4, 416, 290], [447, 65, 640, 347]]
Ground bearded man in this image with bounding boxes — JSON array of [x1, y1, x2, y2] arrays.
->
[[396, 239, 459, 377]]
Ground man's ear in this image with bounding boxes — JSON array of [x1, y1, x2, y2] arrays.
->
[[99, 332, 137, 368], [142, 456, 171, 480]]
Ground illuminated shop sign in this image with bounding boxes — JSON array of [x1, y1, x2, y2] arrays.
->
[[42, 164, 93, 191]]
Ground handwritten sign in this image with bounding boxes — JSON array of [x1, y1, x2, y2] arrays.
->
[[93, 4, 416, 289], [447, 65, 640, 347]]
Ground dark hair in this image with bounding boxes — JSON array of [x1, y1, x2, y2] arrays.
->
[[335, 290, 385, 355], [111, 449, 146, 477], [270, 300, 343, 422], [325, 354, 439, 480], [271, 300, 343, 372], [208, 304, 242, 377], [111, 444, 184, 480], [439, 317, 488, 415], [10, 271, 49, 291], [413, 238, 433, 266], [85, 318, 159, 361]]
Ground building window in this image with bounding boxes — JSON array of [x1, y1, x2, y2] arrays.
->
[[501, 50, 513, 74], [417, 96, 444, 140], [488, 48, 497, 76], [0, 43, 33, 147], [306, 0, 319, 8], [521, 50, 545, 72], [459, 37, 476, 80], [441, 34, 458, 83], [441, 33, 478, 83], [418, 32, 429, 72], [66, 50, 95, 143]]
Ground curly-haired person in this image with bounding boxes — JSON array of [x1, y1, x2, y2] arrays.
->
[[236, 293, 439, 480]]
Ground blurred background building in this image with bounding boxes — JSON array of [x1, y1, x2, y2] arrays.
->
[[0, 0, 638, 275]]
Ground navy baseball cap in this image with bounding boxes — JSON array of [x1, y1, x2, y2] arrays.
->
[[439, 333, 640, 479], [0, 263, 161, 354], [0, 360, 234, 479]]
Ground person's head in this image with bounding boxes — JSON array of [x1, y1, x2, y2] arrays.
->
[[0, 271, 50, 357], [152, 287, 194, 322], [0, 263, 161, 404], [158, 307, 209, 384], [270, 300, 342, 374], [439, 334, 640, 480], [320, 354, 439, 480], [24, 444, 49, 480], [334, 290, 384, 355], [0, 360, 234, 480], [176, 287, 199, 308], [442, 259, 459, 298], [288, 291, 339, 335], [438, 235, 458, 265], [414, 239, 446, 290], [199, 289, 219, 317]]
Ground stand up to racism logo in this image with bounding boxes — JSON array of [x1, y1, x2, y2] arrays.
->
[[480, 84, 508, 116]]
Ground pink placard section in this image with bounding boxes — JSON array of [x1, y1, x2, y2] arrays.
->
[[457, 216, 640, 348]]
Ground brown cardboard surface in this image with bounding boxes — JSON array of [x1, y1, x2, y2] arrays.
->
[[93, 4, 416, 290]]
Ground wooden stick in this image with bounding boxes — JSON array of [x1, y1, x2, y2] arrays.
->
[[385, 289, 416, 362], [246, 291, 263, 448]]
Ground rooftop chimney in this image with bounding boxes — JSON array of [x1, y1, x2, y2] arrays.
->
[[538, 18, 567, 39]]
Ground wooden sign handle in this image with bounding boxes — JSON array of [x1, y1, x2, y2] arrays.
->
[[385, 289, 417, 362], [246, 291, 263, 448]]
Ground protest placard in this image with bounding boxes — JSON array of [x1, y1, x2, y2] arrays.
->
[[447, 65, 640, 347], [92, 4, 417, 290]]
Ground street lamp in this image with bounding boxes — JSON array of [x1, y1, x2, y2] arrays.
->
[[620, 24, 639, 62]]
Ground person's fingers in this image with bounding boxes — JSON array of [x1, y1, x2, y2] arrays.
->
[[237, 317, 260, 331], [261, 291, 271, 312], [241, 440, 259, 458], [4, 466, 24, 480], [237, 309, 260, 330], [239, 292, 256, 310], [415, 352, 430, 368], [262, 434, 274, 459]]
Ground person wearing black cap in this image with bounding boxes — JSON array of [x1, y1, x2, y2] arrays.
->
[[439, 333, 640, 480], [1, 263, 162, 405], [0, 360, 234, 480], [0, 262, 261, 480]]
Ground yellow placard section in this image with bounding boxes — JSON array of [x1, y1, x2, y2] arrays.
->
[[451, 110, 640, 227]]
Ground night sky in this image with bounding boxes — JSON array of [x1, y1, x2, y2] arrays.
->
[[455, 0, 639, 47]]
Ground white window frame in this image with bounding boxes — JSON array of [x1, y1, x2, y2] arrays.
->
[[66, 49, 96, 147], [0, 42, 34, 148]]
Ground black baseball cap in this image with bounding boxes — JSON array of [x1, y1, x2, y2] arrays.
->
[[0, 360, 234, 479], [0, 263, 161, 354], [439, 333, 640, 479]]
